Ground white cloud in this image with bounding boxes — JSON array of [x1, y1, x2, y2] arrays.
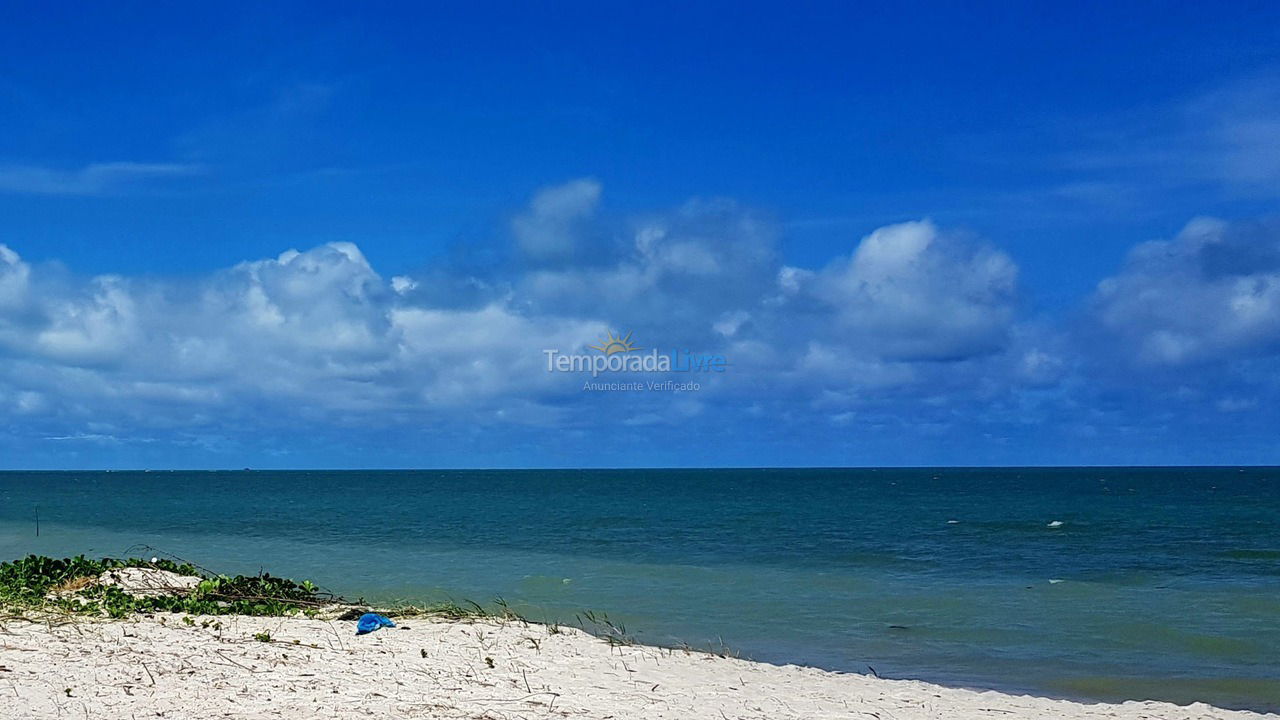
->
[[0, 162, 201, 195], [515, 194, 779, 354], [212, 241, 389, 354], [10, 176, 1278, 465], [0, 244, 31, 309], [1092, 217, 1280, 365], [713, 311, 749, 337], [798, 220, 1019, 361], [391, 276, 418, 295], [0, 234, 610, 428], [35, 276, 140, 364], [1016, 349, 1065, 386], [0, 180, 1042, 447], [392, 303, 605, 406], [1058, 76, 1280, 198], [512, 178, 602, 260]]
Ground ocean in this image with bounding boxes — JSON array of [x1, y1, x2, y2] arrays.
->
[[1, 468, 1277, 711]]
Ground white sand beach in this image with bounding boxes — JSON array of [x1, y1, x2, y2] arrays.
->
[[1, 613, 1273, 720]]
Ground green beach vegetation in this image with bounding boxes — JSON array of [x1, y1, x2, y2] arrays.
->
[[0, 555, 566, 630], [0, 555, 650, 657], [0, 554, 332, 619]]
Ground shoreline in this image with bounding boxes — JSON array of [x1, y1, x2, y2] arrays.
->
[[3, 612, 1276, 720]]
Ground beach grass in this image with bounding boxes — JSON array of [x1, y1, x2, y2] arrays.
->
[[1, 553, 699, 667]]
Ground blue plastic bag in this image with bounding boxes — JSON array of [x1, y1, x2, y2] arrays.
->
[[355, 613, 396, 635]]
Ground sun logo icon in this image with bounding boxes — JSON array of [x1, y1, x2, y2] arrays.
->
[[589, 330, 642, 356]]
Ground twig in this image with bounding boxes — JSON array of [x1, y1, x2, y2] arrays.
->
[[213, 649, 258, 672]]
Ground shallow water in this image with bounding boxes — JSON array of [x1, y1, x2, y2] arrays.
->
[[1, 468, 1277, 711]]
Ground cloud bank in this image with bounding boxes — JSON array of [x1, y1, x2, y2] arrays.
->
[[0, 179, 1276, 466]]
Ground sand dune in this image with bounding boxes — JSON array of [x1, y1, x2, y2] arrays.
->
[[1, 614, 1273, 719]]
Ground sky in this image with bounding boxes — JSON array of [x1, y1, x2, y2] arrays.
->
[[1, 2, 1279, 468]]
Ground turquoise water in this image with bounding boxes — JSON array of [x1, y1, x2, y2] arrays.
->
[[1, 468, 1278, 711]]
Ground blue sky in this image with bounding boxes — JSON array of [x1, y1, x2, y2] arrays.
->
[[1, 2, 1279, 468]]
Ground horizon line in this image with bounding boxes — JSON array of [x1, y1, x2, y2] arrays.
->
[[1, 464, 1277, 472]]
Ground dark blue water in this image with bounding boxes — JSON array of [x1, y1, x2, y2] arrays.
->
[[2, 468, 1278, 711]]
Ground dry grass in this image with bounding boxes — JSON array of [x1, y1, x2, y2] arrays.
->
[[49, 576, 97, 594]]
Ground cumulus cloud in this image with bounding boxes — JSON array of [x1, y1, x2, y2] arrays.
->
[[517, 195, 779, 348], [0, 179, 1059, 460], [393, 304, 604, 407], [1092, 217, 1280, 365], [0, 244, 31, 309], [0, 236, 613, 432], [211, 242, 390, 356], [7, 177, 1279, 465], [512, 178, 602, 261], [35, 276, 141, 364], [799, 220, 1019, 361]]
